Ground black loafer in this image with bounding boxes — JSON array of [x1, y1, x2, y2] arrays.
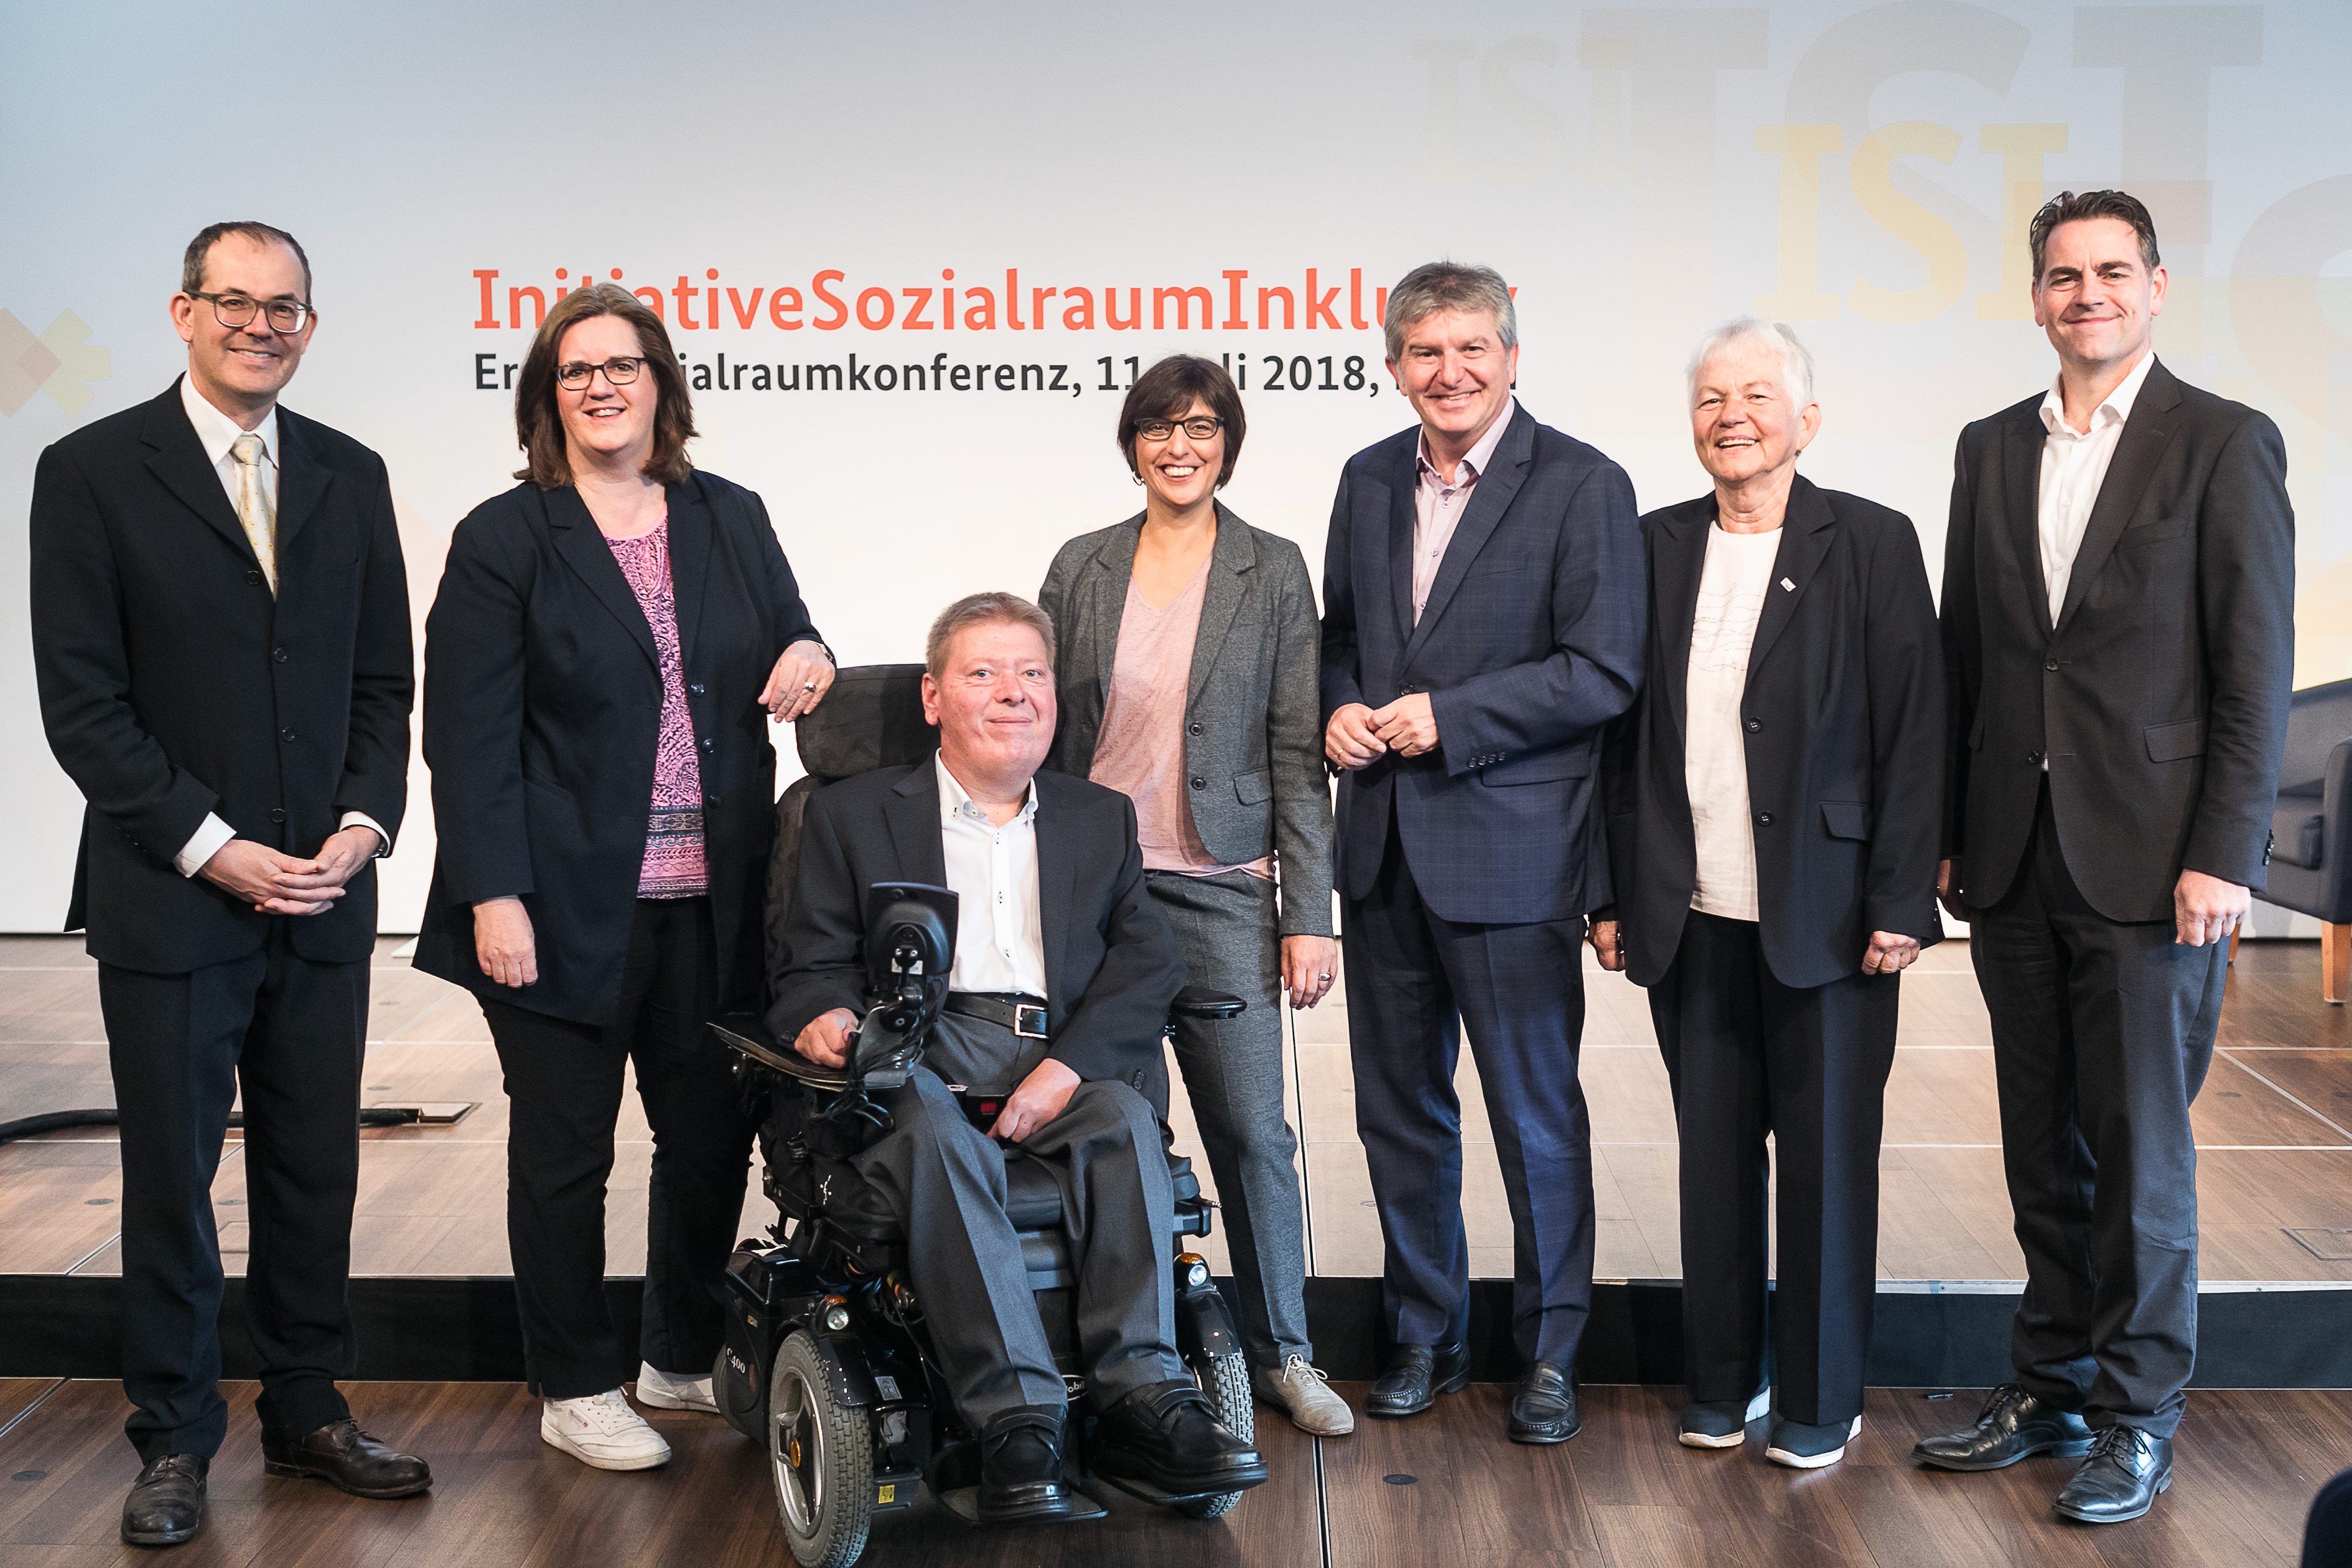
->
[[1091, 1381, 1269, 1495], [1507, 1361, 1580, 1444], [121, 1453, 207, 1547], [1911, 1383, 2092, 1472], [2054, 1426, 2172, 1524], [1366, 1340, 1470, 1419], [977, 1406, 1083, 1524], [261, 1418, 431, 1498]]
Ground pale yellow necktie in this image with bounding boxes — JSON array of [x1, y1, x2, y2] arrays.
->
[[230, 432, 278, 596]]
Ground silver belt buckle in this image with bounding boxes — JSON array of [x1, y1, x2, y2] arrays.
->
[[1014, 1003, 1048, 1040]]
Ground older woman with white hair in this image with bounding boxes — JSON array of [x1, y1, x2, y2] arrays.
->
[[1590, 318, 1944, 1469]]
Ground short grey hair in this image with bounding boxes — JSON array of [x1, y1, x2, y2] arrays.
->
[[1383, 261, 1517, 363], [924, 592, 1058, 681], [1685, 317, 1816, 408]]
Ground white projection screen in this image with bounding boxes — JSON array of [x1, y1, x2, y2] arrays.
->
[[3, 0, 2348, 935]]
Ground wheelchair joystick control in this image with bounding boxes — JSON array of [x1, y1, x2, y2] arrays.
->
[[844, 884, 960, 1088]]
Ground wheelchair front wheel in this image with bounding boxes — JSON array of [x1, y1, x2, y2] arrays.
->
[[768, 1330, 875, 1568], [1174, 1348, 1254, 1519]]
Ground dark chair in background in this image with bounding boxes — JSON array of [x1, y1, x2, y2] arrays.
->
[[2263, 678, 2352, 1004]]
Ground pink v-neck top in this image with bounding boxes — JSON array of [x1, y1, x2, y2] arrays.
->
[[1089, 563, 1271, 879], [604, 516, 709, 898]]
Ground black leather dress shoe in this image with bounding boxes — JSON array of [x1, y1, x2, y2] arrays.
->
[[260, 1419, 431, 1498], [1366, 1340, 1470, 1419], [1091, 1381, 1269, 1495], [1911, 1383, 2092, 1472], [2054, 1426, 2172, 1524], [977, 1406, 1083, 1524], [121, 1453, 207, 1547], [1508, 1361, 1580, 1444]]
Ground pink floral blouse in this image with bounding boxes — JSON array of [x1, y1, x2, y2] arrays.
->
[[604, 516, 708, 898]]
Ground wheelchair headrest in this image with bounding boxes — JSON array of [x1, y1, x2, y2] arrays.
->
[[796, 664, 939, 783]]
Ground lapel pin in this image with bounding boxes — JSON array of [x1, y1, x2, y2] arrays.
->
[[1780, 577, 1796, 592]]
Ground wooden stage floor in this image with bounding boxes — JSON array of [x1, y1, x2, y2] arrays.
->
[[2, 1376, 2345, 1567], [1, 935, 2348, 1289]]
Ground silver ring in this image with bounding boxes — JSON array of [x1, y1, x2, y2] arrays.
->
[[1317, 973, 1333, 982], [802, 681, 818, 692]]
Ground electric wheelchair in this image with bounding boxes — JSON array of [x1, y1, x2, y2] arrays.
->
[[706, 665, 1259, 1568]]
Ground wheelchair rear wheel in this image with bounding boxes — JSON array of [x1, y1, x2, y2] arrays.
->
[[768, 1330, 874, 1568], [1175, 1348, 1254, 1519]]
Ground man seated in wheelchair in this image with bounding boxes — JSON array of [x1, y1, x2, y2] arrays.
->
[[770, 591, 1269, 1521]]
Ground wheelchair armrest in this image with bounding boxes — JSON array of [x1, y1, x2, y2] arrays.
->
[[1171, 984, 1246, 1021], [709, 1012, 854, 1091]]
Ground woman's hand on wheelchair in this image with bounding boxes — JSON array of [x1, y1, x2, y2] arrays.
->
[[793, 1007, 858, 1068], [760, 640, 836, 723], [989, 1058, 1081, 1143]]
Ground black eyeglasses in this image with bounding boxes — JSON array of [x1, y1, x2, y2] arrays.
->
[[189, 292, 313, 334], [556, 357, 645, 391], [1133, 416, 1224, 442]]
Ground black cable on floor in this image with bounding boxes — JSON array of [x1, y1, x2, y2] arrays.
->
[[0, 1107, 418, 1145]]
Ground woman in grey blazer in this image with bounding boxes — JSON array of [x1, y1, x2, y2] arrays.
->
[[1038, 355, 1347, 1435]]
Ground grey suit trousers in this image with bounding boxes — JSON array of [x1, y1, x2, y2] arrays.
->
[[1146, 869, 1314, 1370], [852, 1050, 1182, 1425]]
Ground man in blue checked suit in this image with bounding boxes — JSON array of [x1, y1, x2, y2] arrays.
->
[[1320, 261, 1645, 1445]]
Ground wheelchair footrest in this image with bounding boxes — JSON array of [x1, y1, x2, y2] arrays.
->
[[1091, 1472, 1234, 1508], [935, 1485, 1108, 1526]]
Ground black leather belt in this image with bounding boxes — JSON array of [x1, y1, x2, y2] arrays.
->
[[945, 991, 1050, 1040]]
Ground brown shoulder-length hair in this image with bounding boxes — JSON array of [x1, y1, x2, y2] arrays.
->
[[513, 282, 696, 487], [1116, 355, 1246, 488]]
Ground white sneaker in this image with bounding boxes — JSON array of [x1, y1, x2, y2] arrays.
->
[[1255, 1354, 1355, 1435], [635, 1361, 718, 1414], [541, 1389, 672, 1470]]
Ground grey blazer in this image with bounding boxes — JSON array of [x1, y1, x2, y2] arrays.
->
[[1039, 504, 1335, 938]]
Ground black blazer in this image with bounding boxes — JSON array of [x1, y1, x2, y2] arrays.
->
[[30, 380, 413, 973], [413, 473, 822, 1025], [1318, 405, 1646, 924], [1037, 504, 1335, 936], [770, 759, 1183, 1101], [1598, 477, 1945, 990], [1941, 359, 2296, 922]]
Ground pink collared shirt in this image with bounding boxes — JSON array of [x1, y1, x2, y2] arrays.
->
[[1411, 398, 1516, 623]]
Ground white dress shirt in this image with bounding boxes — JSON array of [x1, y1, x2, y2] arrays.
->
[[1410, 397, 1516, 623], [1684, 524, 1783, 922], [935, 752, 1048, 997], [170, 375, 387, 877], [2036, 350, 2155, 623]]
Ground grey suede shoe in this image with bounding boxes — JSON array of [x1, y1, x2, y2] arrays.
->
[[1256, 1355, 1355, 1435]]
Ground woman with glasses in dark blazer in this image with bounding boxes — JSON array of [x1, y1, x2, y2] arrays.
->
[[415, 283, 833, 1471], [1037, 354, 1348, 1435]]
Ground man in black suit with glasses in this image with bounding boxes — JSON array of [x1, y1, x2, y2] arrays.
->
[[32, 222, 429, 1547]]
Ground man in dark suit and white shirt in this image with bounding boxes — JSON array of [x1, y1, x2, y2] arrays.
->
[[1917, 190, 2294, 1523], [1320, 262, 1646, 1444], [772, 593, 1267, 1524], [30, 222, 427, 1547]]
